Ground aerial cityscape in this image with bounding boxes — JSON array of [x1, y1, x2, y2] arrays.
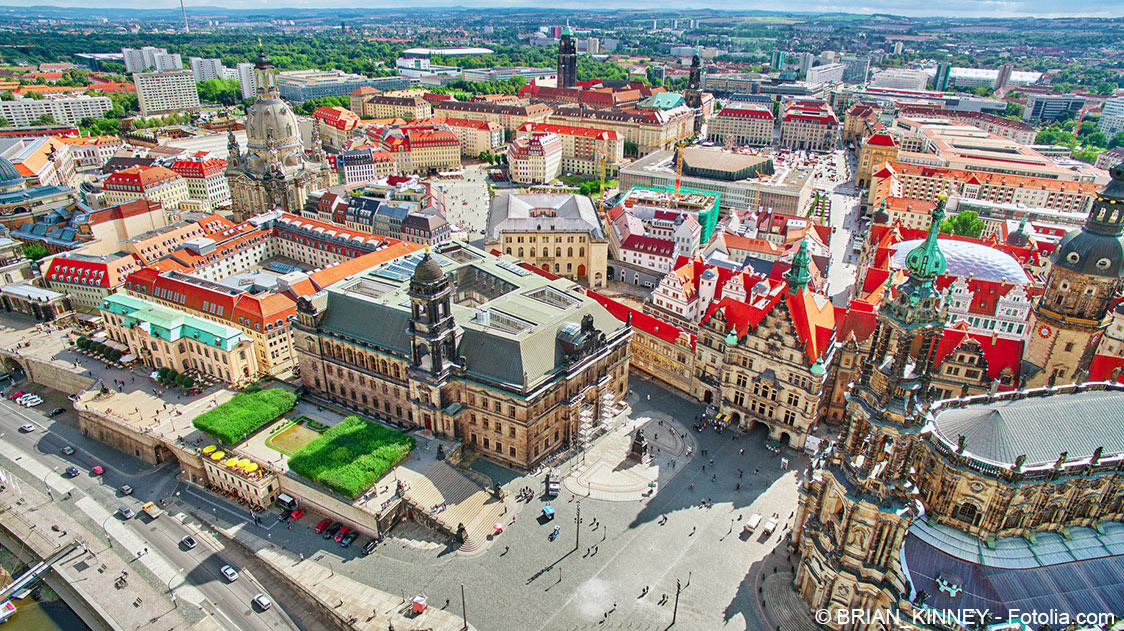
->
[[0, 4, 1121, 631]]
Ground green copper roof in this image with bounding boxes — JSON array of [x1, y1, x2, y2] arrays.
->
[[725, 331, 738, 345], [786, 238, 811, 294], [562, 24, 572, 36], [904, 195, 948, 280]]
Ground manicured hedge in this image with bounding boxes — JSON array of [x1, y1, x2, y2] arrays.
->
[[287, 416, 414, 499], [192, 388, 297, 444]]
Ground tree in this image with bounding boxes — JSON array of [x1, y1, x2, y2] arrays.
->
[[0, 117, 9, 128], [196, 78, 242, 106], [32, 113, 56, 126], [1109, 133, 1124, 150], [939, 211, 984, 238], [21, 242, 49, 261]]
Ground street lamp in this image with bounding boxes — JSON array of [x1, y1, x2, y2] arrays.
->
[[101, 514, 113, 549], [41, 467, 57, 500]]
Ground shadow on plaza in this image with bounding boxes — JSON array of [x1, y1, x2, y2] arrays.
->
[[627, 420, 790, 531]]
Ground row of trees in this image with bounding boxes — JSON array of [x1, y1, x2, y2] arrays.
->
[[75, 336, 124, 363], [156, 366, 195, 388]]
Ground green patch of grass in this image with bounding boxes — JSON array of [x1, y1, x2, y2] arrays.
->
[[192, 388, 297, 444], [288, 416, 415, 499], [266, 422, 321, 456]]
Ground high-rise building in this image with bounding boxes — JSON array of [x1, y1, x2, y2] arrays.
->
[[1022, 93, 1086, 122], [189, 57, 226, 83], [133, 69, 200, 117], [841, 56, 871, 85], [806, 63, 844, 85], [1098, 97, 1124, 139], [892, 41, 904, 55], [869, 68, 928, 91], [121, 46, 173, 72], [933, 62, 952, 91], [994, 62, 1014, 90], [557, 23, 577, 89], [236, 62, 258, 100]]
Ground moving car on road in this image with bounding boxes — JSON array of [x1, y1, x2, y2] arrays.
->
[[252, 594, 272, 611], [60, 445, 75, 455], [118, 506, 134, 519], [65, 466, 80, 477], [91, 465, 104, 475], [119, 485, 133, 495], [49, 407, 65, 417], [18, 423, 34, 432], [180, 535, 197, 549], [220, 565, 239, 582]]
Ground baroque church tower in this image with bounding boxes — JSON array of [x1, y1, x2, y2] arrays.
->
[[557, 22, 577, 89], [1023, 161, 1124, 387]]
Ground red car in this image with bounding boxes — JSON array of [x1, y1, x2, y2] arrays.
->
[[314, 518, 331, 534], [8, 391, 24, 400], [334, 526, 350, 542], [91, 465, 104, 475], [289, 508, 305, 521]]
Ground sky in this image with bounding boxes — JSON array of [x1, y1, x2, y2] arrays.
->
[[0, 0, 1121, 18]]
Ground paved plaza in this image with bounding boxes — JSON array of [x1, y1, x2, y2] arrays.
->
[[200, 376, 806, 631]]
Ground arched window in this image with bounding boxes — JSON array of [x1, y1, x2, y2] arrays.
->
[[955, 502, 980, 527], [518, 247, 524, 258], [530, 248, 536, 258], [506, 248, 512, 255], [567, 247, 573, 257], [579, 246, 585, 257]]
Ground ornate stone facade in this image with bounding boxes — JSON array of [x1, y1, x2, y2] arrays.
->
[[226, 49, 330, 221]]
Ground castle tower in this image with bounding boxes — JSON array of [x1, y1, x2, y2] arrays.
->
[[557, 22, 577, 89], [1023, 161, 1124, 387]]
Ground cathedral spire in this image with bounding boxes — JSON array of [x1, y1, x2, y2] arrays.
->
[[903, 194, 947, 283], [786, 238, 811, 294]]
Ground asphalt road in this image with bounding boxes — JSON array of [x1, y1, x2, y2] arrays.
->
[[0, 395, 301, 631]]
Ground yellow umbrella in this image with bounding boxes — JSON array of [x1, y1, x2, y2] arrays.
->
[[202, 445, 216, 454], [211, 450, 226, 461], [245, 463, 259, 473], [225, 457, 240, 467]]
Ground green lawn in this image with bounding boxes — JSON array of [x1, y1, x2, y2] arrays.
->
[[192, 388, 297, 444], [287, 416, 415, 499]]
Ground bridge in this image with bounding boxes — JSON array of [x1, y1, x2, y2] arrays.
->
[[0, 540, 84, 606]]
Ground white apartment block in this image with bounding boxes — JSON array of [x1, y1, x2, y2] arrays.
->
[[806, 63, 844, 85], [869, 69, 929, 91], [1100, 97, 1124, 140], [507, 132, 563, 184], [122, 47, 174, 72], [0, 94, 111, 126], [189, 57, 227, 83], [134, 70, 201, 117], [237, 63, 258, 100]]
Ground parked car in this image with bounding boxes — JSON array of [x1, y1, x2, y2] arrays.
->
[[361, 540, 377, 556], [252, 594, 272, 611], [323, 523, 341, 540], [119, 485, 133, 496], [8, 390, 24, 400], [314, 518, 331, 534], [334, 526, 350, 543], [23, 396, 42, 407], [65, 466, 80, 477], [288, 508, 305, 521], [180, 535, 197, 550], [340, 531, 358, 547], [91, 465, 104, 475], [49, 407, 65, 417], [118, 506, 134, 519], [60, 445, 75, 455], [18, 423, 34, 432], [220, 565, 239, 582]]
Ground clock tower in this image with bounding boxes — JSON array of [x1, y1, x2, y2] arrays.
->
[[1024, 160, 1124, 387]]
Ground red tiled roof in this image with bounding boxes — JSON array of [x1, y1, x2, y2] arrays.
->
[[620, 234, 675, 257], [104, 165, 181, 190], [865, 132, 898, 147], [1089, 354, 1124, 384], [87, 200, 162, 225], [585, 290, 694, 349], [518, 122, 620, 140], [930, 322, 1024, 385]]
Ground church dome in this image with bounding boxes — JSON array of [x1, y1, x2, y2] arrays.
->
[[245, 96, 302, 152], [412, 252, 444, 284], [0, 156, 23, 193], [1051, 161, 1124, 279], [891, 239, 1029, 284]]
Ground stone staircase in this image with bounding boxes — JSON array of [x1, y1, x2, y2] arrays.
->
[[399, 461, 507, 554]]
